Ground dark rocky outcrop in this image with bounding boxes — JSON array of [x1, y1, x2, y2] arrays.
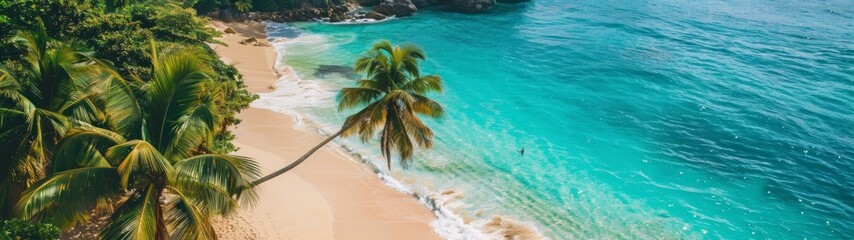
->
[[359, 0, 382, 6], [411, 0, 442, 7], [209, 0, 518, 23], [235, 5, 353, 22], [365, 11, 387, 20], [239, 36, 258, 45], [373, 0, 418, 17], [213, 9, 247, 22], [239, 36, 271, 46], [452, 0, 495, 12]]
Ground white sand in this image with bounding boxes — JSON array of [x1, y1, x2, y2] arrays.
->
[[209, 21, 441, 240]]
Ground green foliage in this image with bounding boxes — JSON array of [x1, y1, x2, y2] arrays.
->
[[0, 0, 256, 223], [15, 46, 261, 239], [192, 0, 231, 14], [341, 40, 445, 168], [0, 219, 60, 240], [233, 0, 252, 12], [0, 24, 104, 200], [0, 0, 254, 154], [122, 4, 222, 46], [207, 57, 259, 153], [0, 0, 139, 74], [0, 23, 143, 220]]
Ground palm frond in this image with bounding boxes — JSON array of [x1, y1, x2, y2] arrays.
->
[[164, 186, 216, 240], [146, 49, 214, 151], [341, 101, 385, 142], [378, 106, 414, 168], [0, 64, 21, 92], [89, 59, 144, 138], [57, 90, 104, 124], [13, 115, 47, 184], [402, 75, 443, 94], [339, 40, 445, 170], [173, 154, 261, 212], [15, 167, 121, 229], [400, 108, 434, 149], [100, 185, 162, 240], [105, 140, 173, 188], [164, 99, 215, 160], [410, 93, 445, 119], [372, 40, 394, 56], [52, 124, 126, 172], [337, 87, 383, 111]]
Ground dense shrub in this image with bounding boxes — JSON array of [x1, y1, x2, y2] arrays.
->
[[0, 0, 254, 153], [193, 0, 351, 13], [123, 4, 222, 46], [0, 219, 60, 240]]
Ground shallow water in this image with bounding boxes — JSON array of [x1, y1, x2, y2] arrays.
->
[[256, 1, 853, 239]]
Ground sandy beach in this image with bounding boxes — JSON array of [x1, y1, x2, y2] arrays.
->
[[208, 21, 441, 239]]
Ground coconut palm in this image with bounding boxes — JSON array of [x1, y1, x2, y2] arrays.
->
[[0, 24, 138, 217], [252, 40, 444, 185], [14, 44, 260, 239]]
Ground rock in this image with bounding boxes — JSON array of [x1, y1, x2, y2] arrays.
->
[[365, 11, 387, 20], [239, 36, 257, 45], [273, 5, 354, 22], [214, 9, 244, 22], [359, 0, 381, 6], [373, 0, 417, 16], [411, 0, 440, 7], [224, 27, 236, 34], [452, 0, 495, 12], [246, 12, 276, 21]]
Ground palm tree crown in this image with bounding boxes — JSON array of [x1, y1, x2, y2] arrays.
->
[[0, 24, 133, 216], [339, 40, 445, 168], [14, 43, 260, 240]]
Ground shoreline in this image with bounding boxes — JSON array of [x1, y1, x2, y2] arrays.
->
[[209, 21, 442, 239]]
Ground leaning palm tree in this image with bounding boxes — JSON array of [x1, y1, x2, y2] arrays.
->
[[253, 40, 445, 185], [0, 23, 137, 217], [15, 45, 260, 239]]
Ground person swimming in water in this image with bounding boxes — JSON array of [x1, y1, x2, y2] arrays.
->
[[518, 148, 525, 155]]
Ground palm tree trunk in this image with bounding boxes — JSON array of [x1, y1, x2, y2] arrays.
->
[[153, 188, 168, 240], [251, 127, 348, 186]]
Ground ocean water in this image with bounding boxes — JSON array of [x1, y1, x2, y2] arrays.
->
[[255, 1, 853, 239]]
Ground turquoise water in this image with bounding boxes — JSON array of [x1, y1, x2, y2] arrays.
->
[[257, 1, 853, 239]]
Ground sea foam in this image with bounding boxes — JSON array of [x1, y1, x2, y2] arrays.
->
[[253, 22, 546, 240]]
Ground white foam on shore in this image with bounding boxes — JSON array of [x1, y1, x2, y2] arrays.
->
[[315, 15, 397, 25], [253, 22, 545, 240], [251, 64, 331, 128]]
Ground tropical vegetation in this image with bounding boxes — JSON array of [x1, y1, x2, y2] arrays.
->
[[233, 0, 254, 12], [0, 0, 258, 238], [253, 40, 445, 185], [9, 36, 260, 239], [0, 0, 445, 238], [0, 218, 60, 240], [193, 0, 346, 15]]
